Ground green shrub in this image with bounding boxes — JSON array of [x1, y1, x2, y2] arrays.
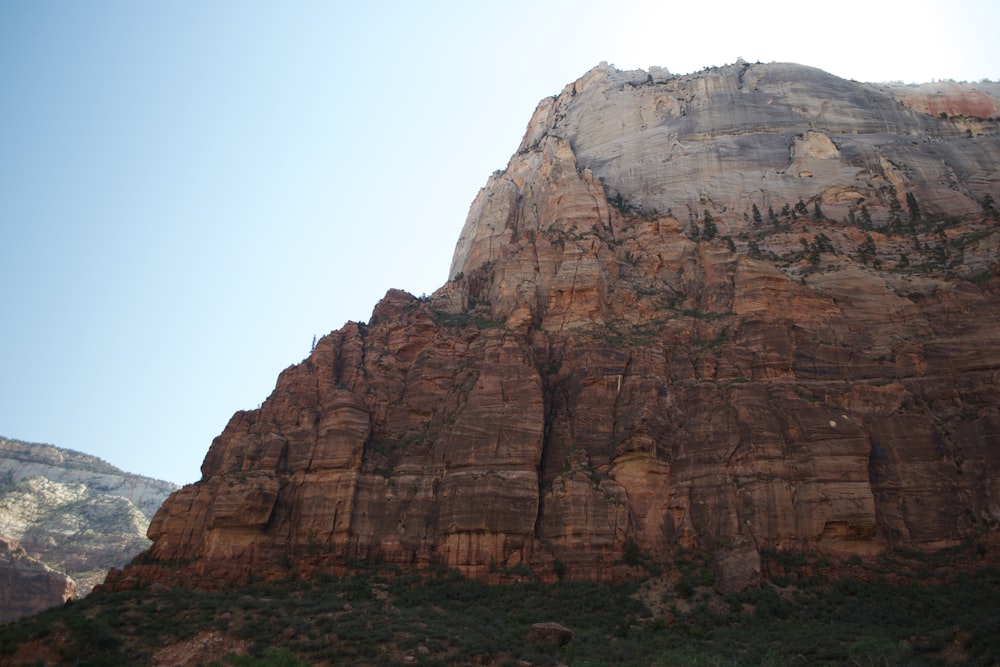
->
[[6, 561, 1000, 665]]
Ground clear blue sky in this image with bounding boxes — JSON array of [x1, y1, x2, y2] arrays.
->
[[2, 0, 997, 485]]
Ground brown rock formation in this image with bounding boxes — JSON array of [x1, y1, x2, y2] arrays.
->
[[119, 62, 1000, 590], [0, 539, 75, 623], [884, 80, 1000, 121], [527, 622, 574, 646]]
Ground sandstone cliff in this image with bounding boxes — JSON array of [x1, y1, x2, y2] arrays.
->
[[121, 62, 1000, 589], [0, 436, 176, 614]]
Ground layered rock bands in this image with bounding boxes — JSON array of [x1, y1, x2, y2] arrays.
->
[[122, 62, 1000, 588]]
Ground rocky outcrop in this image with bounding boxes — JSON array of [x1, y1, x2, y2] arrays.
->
[[527, 622, 574, 646], [0, 437, 176, 607], [119, 62, 1000, 590], [884, 80, 1000, 122], [0, 539, 75, 624]]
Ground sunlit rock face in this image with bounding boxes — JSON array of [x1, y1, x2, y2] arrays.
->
[[0, 437, 176, 618], [124, 62, 1000, 589]]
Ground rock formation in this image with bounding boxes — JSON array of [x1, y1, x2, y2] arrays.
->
[[0, 539, 75, 624], [0, 436, 176, 616], [120, 62, 1000, 589]]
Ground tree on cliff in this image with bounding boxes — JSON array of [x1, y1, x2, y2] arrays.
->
[[702, 210, 717, 240], [858, 204, 873, 230], [887, 189, 904, 233], [905, 192, 921, 225], [813, 201, 825, 221], [983, 193, 998, 222], [856, 233, 877, 264]]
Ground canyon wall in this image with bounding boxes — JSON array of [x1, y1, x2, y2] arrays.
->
[[119, 62, 1000, 588]]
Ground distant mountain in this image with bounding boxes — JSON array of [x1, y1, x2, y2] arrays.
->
[[0, 436, 177, 621]]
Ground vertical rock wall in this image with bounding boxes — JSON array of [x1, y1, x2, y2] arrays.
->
[[125, 62, 1000, 588]]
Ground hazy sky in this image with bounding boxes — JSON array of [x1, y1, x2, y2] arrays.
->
[[2, 0, 998, 485]]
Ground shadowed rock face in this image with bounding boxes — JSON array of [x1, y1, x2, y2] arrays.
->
[[125, 62, 1000, 588], [0, 539, 75, 624]]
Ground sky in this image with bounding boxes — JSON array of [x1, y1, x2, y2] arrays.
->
[[2, 0, 998, 486]]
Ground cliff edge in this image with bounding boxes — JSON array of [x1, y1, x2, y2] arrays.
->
[[117, 62, 1000, 589]]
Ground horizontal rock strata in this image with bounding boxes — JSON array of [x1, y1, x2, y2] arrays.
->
[[119, 62, 1000, 589]]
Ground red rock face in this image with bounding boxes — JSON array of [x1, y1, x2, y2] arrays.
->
[[885, 81, 1000, 120], [0, 540, 76, 623], [119, 63, 1000, 589]]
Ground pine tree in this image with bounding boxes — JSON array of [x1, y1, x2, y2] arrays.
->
[[703, 220, 717, 240], [859, 204, 873, 230], [983, 193, 998, 222], [857, 233, 877, 264], [905, 192, 921, 226], [813, 201, 825, 220], [812, 233, 834, 255], [702, 210, 717, 240], [887, 189, 904, 233]]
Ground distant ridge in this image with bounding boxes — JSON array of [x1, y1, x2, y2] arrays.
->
[[0, 435, 177, 620], [0, 435, 166, 482]]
